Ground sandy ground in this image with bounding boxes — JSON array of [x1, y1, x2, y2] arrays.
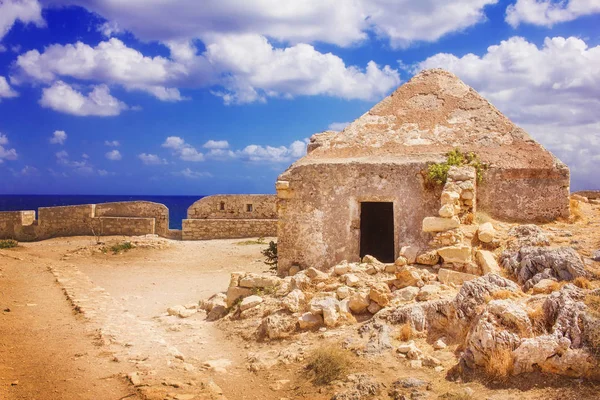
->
[[1, 201, 599, 399]]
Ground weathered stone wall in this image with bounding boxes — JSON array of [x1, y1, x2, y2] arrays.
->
[[187, 195, 277, 219], [0, 202, 168, 241], [478, 165, 570, 222], [98, 217, 155, 236], [276, 161, 441, 274], [96, 201, 169, 236], [182, 218, 277, 240]]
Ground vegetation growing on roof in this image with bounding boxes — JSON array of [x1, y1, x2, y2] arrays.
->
[[426, 149, 487, 187]]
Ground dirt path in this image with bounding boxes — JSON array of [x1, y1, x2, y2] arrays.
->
[[0, 250, 140, 400]]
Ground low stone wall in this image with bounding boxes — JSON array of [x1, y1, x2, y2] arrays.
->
[[98, 217, 155, 236], [96, 202, 169, 236], [187, 195, 277, 219], [182, 218, 277, 240]]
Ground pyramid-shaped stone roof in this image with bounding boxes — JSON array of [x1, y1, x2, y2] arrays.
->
[[294, 69, 563, 170]]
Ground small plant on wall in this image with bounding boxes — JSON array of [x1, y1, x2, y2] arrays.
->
[[261, 241, 278, 270], [425, 148, 487, 187]]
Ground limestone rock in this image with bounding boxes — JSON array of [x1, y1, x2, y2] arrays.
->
[[226, 286, 252, 308], [291, 273, 311, 290], [334, 262, 351, 275], [323, 305, 340, 327], [167, 305, 197, 319], [240, 295, 263, 311], [501, 246, 587, 290], [345, 274, 360, 287], [367, 301, 382, 314], [437, 245, 472, 263], [305, 267, 329, 281], [508, 225, 550, 247], [395, 266, 425, 288], [204, 294, 228, 321], [362, 254, 383, 265], [260, 312, 297, 340], [384, 263, 397, 273], [239, 273, 280, 289], [422, 216, 460, 232], [309, 296, 338, 315], [229, 271, 244, 287], [394, 256, 408, 268], [288, 265, 300, 276], [532, 279, 558, 294], [416, 285, 440, 302], [453, 274, 520, 321], [348, 291, 371, 314], [395, 286, 419, 301], [476, 249, 500, 275], [282, 289, 306, 313], [337, 285, 350, 300], [416, 250, 440, 266], [441, 190, 460, 205], [439, 203, 455, 218], [298, 312, 323, 330], [400, 246, 420, 264], [477, 222, 495, 243], [433, 339, 447, 350], [448, 166, 475, 181], [438, 268, 478, 285], [369, 282, 391, 306]]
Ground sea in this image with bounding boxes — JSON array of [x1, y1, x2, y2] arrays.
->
[[0, 195, 204, 230]]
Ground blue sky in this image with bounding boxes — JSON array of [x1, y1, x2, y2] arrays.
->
[[0, 0, 599, 195]]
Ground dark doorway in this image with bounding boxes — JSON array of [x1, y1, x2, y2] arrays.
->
[[360, 202, 394, 263]]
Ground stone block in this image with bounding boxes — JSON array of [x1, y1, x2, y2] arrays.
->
[[422, 216, 460, 232], [437, 268, 478, 285], [476, 250, 500, 275], [437, 245, 472, 263], [477, 222, 495, 243]]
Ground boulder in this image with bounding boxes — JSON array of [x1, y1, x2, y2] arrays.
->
[[305, 267, 329, 281], [239, 295, 263, 311], [477, 222, 495, 243], [334, 262, 351, 275], [239, 273, 280, 289], [433, 339, 447, 350], [448, 166, 476, 181], [395, 266, 424, 288], [437, 245, 472, 263], [282, 289, 306, 313], [323, 305, 340, 327], [367, 301, 382, 314], [476, 249, 500, 275], [395, 286, 420, 301], [348, 291, 371, 314], [309, 296, 338, 315], [362, 254, 383, 265], [345, 274, 360, 287], [532, 279, 558, 294], [422, 216, 460, 232], [441, 190, 460, 205], [400, 246, 420, 264], [226, 286, 252, 308], [416, 250, 440, 266], [394, 256, 408, 268], [229, 271, 244, 287], [416, 285, 440, 302], [369, 282, 391, 306], [205, 295, 228, 321], [260, 312, 297, 340], [507, 225, 549, 247], [167, 305, 197, 318], [298, 312, 323, 330], [501, 246, 587, 290], [438, 268, 478, 285], [439, 204, 455, 218], [336, 285, 350, 300]]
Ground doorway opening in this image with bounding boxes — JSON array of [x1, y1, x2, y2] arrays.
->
[[360, 202, 394, 263]]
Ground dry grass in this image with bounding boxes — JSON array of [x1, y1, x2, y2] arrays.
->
[[0, 239, 18, 249], [484, 289, 523, 303], [306, 346, 352, 385], [573, 277, 592, 290], [484, 347, 514, 381], [585, 293, 600, 318], [528, 305, 547, 335], [397, 323, 413, 342]]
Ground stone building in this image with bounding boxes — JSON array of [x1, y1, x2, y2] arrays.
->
[[276, 69, 570, 274]]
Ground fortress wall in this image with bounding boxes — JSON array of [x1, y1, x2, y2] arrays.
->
[[95, 201, 169, 236], [98, 217, 155, 236], [0, 211, 35, 240], [182, 218, 277, 240], [36, 204, 97, 239], [187, 195, 277, 219]]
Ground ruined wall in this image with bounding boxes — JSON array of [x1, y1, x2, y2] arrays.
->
[[182, 219, 277, 240], [0, 201, 168, 241], [187, 195, 277, 219], [276, 161, 441, 274], [477, 165, 570, 222]]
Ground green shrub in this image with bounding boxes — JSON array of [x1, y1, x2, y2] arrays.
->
[[306, 346, 352, 385], [261, 241, 278, 270], [109, 241, 134, 254], [426, 148, 487, 187], [0, 239, 18, 249]]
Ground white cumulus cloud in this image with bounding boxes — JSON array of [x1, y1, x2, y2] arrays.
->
[[174, 168, 212, 179], [161, 136, 204, 161], [328, 122, 351, 131], [105, 149, 122, 160], [236, 139, 307, 163], [416, 35, 600, 189], [49, 130, 67, 145], [0, 76, 18, 100], [203, 140, 229, 149], [39, 81, 128, 116], [138, 153, 167, 165], [0, 133, 18, 163], [506, 0, 600, 27], [0, 0, 44, 42], [104, 140, 120, 147]]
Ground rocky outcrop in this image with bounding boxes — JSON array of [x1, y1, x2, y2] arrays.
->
[[501, 246, 587, 290]]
